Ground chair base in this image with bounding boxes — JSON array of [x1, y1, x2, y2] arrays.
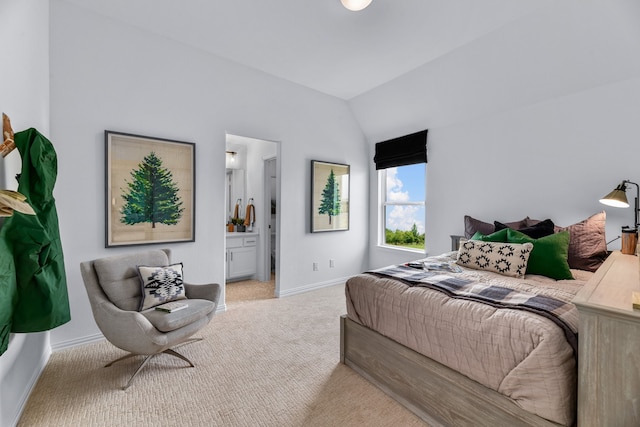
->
[[106, 338, 203, 390]]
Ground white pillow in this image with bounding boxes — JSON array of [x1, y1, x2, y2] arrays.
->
[[456, 240, 533, 278]]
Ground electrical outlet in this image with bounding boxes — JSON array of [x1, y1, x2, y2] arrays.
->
[[329, 259, 335, 268], [313, 262, 319, 271]]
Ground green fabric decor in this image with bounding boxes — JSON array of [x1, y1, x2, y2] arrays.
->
[[0, 128, 71, 355], [471, 228, 509, 242], [506, 229, 573, 280], [0, 235, 17, 354]]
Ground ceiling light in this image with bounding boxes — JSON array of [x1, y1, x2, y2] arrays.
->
[[341, 0, 373, 12], [226, 151, 237, 163]]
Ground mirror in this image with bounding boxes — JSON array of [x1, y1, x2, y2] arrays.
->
[[226, 168, 246, 222]]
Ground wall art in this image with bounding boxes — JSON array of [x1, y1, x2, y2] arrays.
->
[[105, 130, 195, 247]]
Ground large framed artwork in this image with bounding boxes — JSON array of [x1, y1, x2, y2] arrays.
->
[[311, 160, 350, 233], [105, 130, 195, 247]]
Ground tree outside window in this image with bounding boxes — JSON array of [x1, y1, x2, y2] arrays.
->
[[380, 164, 425, 250]]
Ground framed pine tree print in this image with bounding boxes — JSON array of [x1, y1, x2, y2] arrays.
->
[[105, 131, 195, 247], [311, 160, 349, 233]]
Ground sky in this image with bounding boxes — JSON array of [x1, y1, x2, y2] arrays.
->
[[385, 164, 425, 234]]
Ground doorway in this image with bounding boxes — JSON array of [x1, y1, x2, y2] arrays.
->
[[224, 133, 279, 303]]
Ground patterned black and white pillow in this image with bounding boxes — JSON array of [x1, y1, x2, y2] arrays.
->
[[137, 263, 187, 311], [456, 240, 533, 278]]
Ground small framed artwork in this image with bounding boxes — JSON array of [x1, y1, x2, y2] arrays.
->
[[105, 130, 196, 247], [311, 160, 350, 233]]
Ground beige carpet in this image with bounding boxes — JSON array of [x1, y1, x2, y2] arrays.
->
[[225, 276, 275, 303], [18, 283, 426, 426]]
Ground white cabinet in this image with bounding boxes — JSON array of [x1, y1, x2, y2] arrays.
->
[[226, 234, 258, 280]]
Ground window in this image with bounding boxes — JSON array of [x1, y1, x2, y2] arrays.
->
[[380, 163, 425, 251], [374, 129, 427, 251]]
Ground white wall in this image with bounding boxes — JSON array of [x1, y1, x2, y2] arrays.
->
[[0, 1, 51, 425], [48, 0, 369, 348], [350, 0, 640, 266]]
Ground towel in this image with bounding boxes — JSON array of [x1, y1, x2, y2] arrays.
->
[[233, 202, 240, 219], [244, 203, 256, 226]]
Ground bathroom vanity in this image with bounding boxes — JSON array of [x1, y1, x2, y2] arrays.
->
[[226, 232, 258, 281]]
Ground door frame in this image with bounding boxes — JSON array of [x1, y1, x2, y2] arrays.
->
[[263, 155, 278, 295]]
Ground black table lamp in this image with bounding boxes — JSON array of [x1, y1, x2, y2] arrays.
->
[[599, 180, 640, 230], [600, 180, 639, 255]]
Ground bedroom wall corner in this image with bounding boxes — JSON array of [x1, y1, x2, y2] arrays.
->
[[0, 1, 52, 426]]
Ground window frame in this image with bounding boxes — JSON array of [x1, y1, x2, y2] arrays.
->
[[378, 164, 426, 253]]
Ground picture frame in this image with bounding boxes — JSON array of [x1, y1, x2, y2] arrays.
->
[[105, 130, 196, 247], [311, 160, 350, 233]]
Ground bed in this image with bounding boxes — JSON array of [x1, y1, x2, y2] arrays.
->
[[340, 213, 609, 427]]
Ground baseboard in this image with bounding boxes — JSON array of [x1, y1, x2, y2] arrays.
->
[[277, 277, 347, 297], [50, 333, 104, 352]]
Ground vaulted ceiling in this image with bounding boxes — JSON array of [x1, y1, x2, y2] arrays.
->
[[62, 0, 548, 100]]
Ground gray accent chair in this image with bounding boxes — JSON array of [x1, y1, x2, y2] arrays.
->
[[80, 249, 221, 389]]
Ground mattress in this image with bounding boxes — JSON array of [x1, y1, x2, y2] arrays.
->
[[345, 251, 593, 426]]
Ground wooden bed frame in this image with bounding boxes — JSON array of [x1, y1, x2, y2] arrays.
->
[[339, 234, 640, 425], [339, 315, 562, 427]]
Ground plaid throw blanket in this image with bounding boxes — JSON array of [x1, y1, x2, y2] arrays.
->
[[368, 264, 578, 355]]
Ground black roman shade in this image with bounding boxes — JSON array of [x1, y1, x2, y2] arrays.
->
[[373, 129, 428, 170]]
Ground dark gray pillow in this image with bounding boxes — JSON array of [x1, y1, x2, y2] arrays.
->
[[464, 215, 528, 239], [494, 218, 555, 239]]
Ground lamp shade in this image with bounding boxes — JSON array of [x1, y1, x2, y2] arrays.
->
[[599, 182, 630, 208], [341, 0, 373, 11]]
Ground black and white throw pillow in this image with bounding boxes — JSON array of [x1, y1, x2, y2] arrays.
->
[[137, 263, 187, 311], [456, 240, 533, 278]]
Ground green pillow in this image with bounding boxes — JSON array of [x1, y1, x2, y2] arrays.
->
[[506, 229, 573, 280], [471, 228, 508, 242]]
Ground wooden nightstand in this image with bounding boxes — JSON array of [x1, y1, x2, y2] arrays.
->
[[573, 251, 640, 426], [450, 235, 466, 251]]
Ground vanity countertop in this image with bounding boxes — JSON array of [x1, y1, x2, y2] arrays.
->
[[226, 231, 259, 237]]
